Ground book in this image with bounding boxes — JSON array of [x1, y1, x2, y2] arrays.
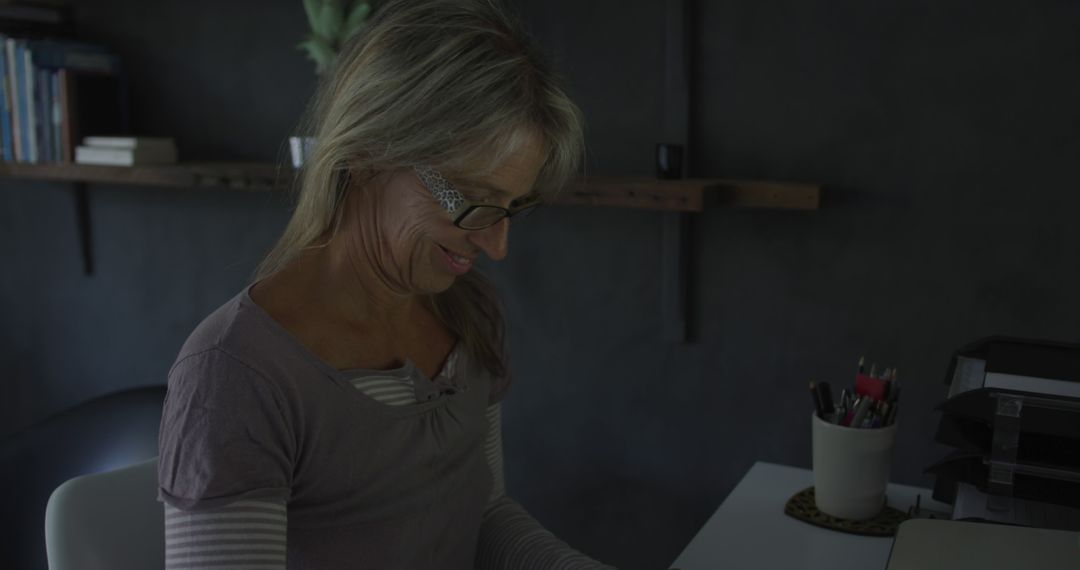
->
[[6, 37, 21, 161], [14, 39, 33, 163], [83, 136, 175, 150], [75, 144, 177, 166], [22, 41, 35, 162], [28, 39, 118, 74], [35, 66, 49, 161], [57, 66, 69, 162], [50, 69, 59, 161], [0, 34, 11, 161]]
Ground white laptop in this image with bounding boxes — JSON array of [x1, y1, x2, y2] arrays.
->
[[887, 519, 1079, 570]]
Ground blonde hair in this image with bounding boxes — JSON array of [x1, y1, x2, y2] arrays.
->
[[255, 0, 584, 382]]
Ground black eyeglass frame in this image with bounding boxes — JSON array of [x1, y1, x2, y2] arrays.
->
[[450, 194, 543, 230]]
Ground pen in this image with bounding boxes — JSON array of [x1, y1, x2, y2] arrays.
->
[[817, 381, 835, 415], [885, 403, 898, 426], [809, 381, 824, 418], [849, 396, 873, 428]]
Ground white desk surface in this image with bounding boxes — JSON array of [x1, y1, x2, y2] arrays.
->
[[671, 461, 950, 570]]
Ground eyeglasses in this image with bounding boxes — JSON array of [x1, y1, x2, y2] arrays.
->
[[414, 166, 541, 230]]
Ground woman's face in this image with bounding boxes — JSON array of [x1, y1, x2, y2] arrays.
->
[[346, 133, 547, 295]]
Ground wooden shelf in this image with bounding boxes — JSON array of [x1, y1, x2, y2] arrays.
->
[[0, 161, 283, 191], [0, 162, 821, 211], [562, 177, 820, 211]]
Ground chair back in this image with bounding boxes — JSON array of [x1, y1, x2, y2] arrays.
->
[[44, 457, 164, 570]]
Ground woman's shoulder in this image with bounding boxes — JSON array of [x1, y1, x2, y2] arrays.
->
[[170, 284, 313, 385], [173, 289, 244, 356]]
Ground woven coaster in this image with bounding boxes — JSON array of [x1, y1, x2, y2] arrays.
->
[[784, 486, 909, 536]]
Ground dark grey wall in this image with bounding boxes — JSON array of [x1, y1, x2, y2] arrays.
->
[[2, 1, 1079, 569]]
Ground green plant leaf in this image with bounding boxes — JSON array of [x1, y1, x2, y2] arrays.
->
[[319, 0, 345, 44], [297, 37, 337, 74], [301, 0, 322, 33], [343, 2, 371, 38]]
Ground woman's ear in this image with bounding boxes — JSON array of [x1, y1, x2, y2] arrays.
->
[[346, 168, 393, 197]]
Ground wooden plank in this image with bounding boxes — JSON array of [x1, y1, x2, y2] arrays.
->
[[0, 162, 283, 191], [0, 164, 821, 211], [185, 163, 285, 191], [706, 179, 821, 210], [555, 177, 705, 212], [554, 177, 819, 212]]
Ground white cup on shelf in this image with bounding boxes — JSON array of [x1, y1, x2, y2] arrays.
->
[[288, 136, 317, 169]]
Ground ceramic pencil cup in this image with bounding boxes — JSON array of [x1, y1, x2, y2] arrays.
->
[[811, 412, 898, 520]]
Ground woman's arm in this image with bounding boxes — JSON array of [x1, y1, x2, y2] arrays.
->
[[164, 500, 287, 570], [476, 404, 616, 570], [159, 348, 294, 569]]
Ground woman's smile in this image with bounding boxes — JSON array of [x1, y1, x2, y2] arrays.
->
[[436, 243, 475, 275]]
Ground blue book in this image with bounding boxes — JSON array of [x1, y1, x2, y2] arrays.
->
[[4, 38, 21, 160], [14, 40, 32, 163], [36, 68, 50, 162], [20, 42, 37, 163], [27, 39, 119, 74], [0, 34, 12, 162], [51, 71, 61, 162]]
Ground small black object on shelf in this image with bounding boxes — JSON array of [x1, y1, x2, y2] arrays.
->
[[655, 143, 684, 179]]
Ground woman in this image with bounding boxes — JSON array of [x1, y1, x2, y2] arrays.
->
[[157, 0, 613, 568]]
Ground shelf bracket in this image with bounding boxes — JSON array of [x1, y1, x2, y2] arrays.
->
[[73, 182, 93, 275], [660, 211, 691, 343]]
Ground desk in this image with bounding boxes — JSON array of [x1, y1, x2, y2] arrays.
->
[[671, 461, 950, 570]]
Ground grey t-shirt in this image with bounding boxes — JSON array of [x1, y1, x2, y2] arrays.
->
[[158, 285, 507, 569]]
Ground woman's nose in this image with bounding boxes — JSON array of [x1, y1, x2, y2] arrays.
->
[[468, 218, 510, 261]]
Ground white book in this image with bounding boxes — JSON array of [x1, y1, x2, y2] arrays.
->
[[82, 136, 176, 150], [75, 144, 178, 166]]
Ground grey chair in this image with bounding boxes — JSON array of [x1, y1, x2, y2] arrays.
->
[[0, 385, 165, 570], [44, 457, 164, 570]]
